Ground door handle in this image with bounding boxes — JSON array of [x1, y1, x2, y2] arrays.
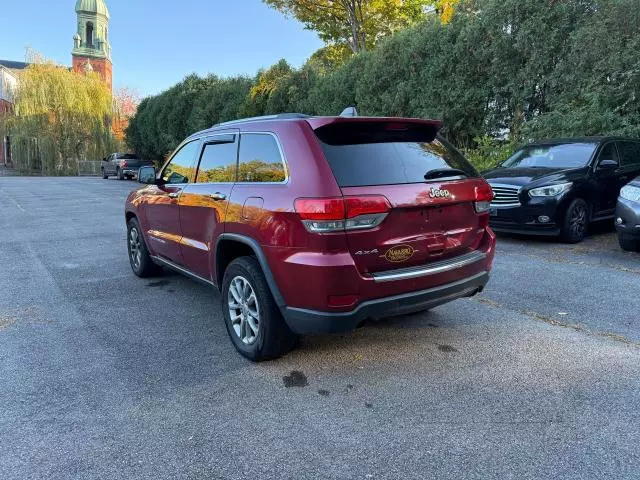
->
[[168, 191, 181, 199], [209, 192, 227, 201]]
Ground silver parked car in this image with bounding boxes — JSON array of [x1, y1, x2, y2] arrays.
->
[[616, 176, 640, 251]]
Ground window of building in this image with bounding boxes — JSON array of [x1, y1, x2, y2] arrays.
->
[[237, 134, 286, 182], [86, 22, 94, 47]]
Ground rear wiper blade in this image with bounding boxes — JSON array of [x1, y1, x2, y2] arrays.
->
[[424, 168, 469, 180]]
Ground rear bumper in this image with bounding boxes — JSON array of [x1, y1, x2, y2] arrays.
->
[[282, 271, 489, 334]]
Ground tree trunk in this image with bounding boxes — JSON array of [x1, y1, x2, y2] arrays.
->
[[342, 0, 365, 53]]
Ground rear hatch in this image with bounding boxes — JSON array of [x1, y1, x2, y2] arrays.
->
[[311, 118, 491, 275]]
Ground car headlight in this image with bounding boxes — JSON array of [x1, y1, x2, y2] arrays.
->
[[620, 184, 640, 203], [529, 182, 573, 197]]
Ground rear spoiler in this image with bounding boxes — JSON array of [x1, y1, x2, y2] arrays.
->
[[306, 116, 442, 130], [307, 117, 443, 145]]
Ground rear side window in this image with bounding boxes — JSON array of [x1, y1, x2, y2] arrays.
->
[[196, 136, 237, 183], [617, 141, 640, 166], [315, 122, 477, 187], [238, 133, 286, 182]]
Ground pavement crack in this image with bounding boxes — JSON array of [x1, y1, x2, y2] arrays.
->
[[0, 187, 26, 212], [499, 250, 640, 275], [474, 297, 640, 347], [0, 316, 17, 331]]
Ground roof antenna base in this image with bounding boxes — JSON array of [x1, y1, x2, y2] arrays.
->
[[340, 106, 358, 117]]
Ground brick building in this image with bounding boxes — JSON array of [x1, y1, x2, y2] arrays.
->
[[72, 0, 113, 92]]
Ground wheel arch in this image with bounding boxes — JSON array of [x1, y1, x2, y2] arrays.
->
[[215, 233, 286, 308], [559, 189, 592, 222]]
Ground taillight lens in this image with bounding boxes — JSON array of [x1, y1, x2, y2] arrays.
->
[[294, 198, 344, 220], [294, 196, 390, 233], [344, 196, 390, 218], [474, 183, 494, 214]]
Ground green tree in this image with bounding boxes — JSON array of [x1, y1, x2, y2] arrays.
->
[[263, 0, 433, 54], [524, 0, 640, 139], [8, 61, 113, 174], [127, 0, 640, 169]]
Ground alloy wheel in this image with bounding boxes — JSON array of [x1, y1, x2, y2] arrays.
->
[[569, 203, 587, 238], [227, 276, 260, 345], [128, 227, 142, 270]]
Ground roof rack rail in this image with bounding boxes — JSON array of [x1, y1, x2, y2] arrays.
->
[[213, 113, 310, 128]]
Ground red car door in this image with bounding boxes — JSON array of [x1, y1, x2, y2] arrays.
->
[[178, 133, 238, 280], [143, 139, 200, 264]]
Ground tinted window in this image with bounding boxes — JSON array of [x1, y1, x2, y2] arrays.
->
[[503, 143, 597, 169], [196, 138, 238, 183], [597, 142, 619, 165], [238, 134, 286, 182], [162, 140, 199, 184], [617, 141, 640, 166], [117, 153, 139, 160], [316, 127, 476, 187]]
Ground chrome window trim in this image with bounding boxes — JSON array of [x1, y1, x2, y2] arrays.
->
[[371, 250, 487, 283], [234, 131, 290, 185]]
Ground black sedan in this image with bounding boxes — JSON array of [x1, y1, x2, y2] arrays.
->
[[616, 176, 640, 252], [484, 137, 640, 243]]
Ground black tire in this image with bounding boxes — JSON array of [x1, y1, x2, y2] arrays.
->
[[127, 218, 161, 278], [618, 233, 640, 252], [101, 168, 108, 179], [117, 168, 124, 180], [561, 198, 589, 243], [221, 256, 298, 361]]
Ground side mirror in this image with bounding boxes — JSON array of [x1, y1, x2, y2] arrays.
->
[[138, 166, 157, 184], [598, 159, 618, 170]]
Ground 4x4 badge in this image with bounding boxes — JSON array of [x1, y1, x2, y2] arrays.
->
[[381, 245, 417, 263]]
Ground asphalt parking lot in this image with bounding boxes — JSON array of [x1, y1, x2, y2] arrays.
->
[[1, 177, 639, 480]]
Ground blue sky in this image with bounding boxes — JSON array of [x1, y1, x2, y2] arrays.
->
[[0, 0, 324, 97]]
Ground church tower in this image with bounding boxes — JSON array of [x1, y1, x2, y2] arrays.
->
[[72, 0, 112, 92]]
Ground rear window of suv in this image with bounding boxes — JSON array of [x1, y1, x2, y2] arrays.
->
[[315, 121, 478, 187]]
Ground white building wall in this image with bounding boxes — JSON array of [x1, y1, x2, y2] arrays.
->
[[0, 67, 18, 104]]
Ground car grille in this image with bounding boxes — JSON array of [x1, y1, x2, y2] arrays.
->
[[490, 185, 521, 206]]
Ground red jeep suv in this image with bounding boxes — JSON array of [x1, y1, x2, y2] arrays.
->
[[125, 112, 496, 360]]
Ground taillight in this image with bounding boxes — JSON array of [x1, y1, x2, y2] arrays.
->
[[294, 196, 390, 233], [474, 183, 494, 214]]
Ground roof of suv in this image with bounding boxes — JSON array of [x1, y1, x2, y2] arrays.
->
[[527, 136, 636, 146], [183, 113, 443, 142]]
